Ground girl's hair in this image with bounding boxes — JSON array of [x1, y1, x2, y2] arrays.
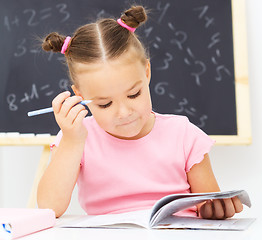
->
[[42, 5, 149, 85]]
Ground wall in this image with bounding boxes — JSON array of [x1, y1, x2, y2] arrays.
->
[[0, 0, 261, 217], [0, 145, 84, 214], [0, 147, 40, 207]]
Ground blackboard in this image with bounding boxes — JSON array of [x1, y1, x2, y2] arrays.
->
[[0, 0, 250, 142]]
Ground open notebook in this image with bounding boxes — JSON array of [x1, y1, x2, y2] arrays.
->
[[61, 190, 255, 230]]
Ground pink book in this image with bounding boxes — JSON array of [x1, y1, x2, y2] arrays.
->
[[0, 208, 56, 239]]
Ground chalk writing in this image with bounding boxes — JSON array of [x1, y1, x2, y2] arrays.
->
[[197, 115, 208, 128], [174, 98, 208, 128], [208, 32, 221, 49], [4, 3, 70, 60], [215, 65, 232, 81], [20, 84, 39, 103], [14, 38, 27, 57], [211, 48, 232, 81], [170, 31, 188, 51], [23, 9, 39, 27], [193, 5, 215, 28], [168, 21, 208, 86], [3, 4, 70, 32], [156, 2, 170, 24], [56, 3, 70, 22], [6, 79, 71, 111], [59, 79, 71, 91], [156, 53, 173, 70], [192, 4, 232, 82], [4, 16, 19, 31], [7, 94, 18, 112], [190, 61, 207, 86], [154, 82, 169, 95]]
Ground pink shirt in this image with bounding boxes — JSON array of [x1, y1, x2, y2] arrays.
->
[[53, 112, 215, 216]]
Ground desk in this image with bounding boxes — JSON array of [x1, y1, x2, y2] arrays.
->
[[19, 215, 260, 240]]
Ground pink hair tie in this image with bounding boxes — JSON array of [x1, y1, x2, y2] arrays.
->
[[61, 36, 71, 54], [117, 19, 136, 32]]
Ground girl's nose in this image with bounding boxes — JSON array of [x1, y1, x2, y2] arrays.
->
[[117, 102, 132, 119]]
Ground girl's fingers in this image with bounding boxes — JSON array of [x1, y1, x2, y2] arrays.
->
[[52, 91, 71, 113], [51, 92, 88, 139], [200, 197, 243, 220], [200, 200, 213, 219], [212, 199, 225, 219], [232, 196, 244, 213], [67, 104, 88, 124], [60, 96, 83, 118], [73, 109, 88, 126], [222, 198, 235, 218]]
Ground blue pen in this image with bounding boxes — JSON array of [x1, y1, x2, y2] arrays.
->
[[27, 100, 92, 117]]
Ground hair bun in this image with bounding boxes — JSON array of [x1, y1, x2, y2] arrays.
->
[[120, 6, 147, 28], [42, 32, 66, 52]]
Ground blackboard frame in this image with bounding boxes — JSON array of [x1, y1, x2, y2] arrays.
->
[[0, 0, 251, 146], [209, 0, 251, 145]]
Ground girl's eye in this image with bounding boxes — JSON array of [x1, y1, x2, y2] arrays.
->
[[128, 90, 141, 99], [98, 101, 112, 109], [97, 90, 141, 109]]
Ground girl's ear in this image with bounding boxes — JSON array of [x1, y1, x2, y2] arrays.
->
[[71, 85, 84, 98], [145, 60, 151, 84]]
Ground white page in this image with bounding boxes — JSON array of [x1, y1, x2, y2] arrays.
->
[[61, 209, 151, 229], [153, 216, 256, 230]]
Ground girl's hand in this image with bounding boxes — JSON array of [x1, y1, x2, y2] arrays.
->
[[52, 91, 88, 141], [199, 196, 243, 219]]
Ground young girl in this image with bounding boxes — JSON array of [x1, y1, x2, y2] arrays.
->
[[37, 6, 243, 219]]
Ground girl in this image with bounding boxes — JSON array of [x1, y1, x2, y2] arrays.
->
[[37, 6, 243, 219]]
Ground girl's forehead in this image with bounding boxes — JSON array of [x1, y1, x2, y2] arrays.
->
[[75, 60, 146, 83], [75, 59, 146, 97]]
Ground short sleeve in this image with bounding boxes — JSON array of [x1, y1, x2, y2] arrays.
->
[[183, 118, 215, 172], [50, 130, 63, 151]]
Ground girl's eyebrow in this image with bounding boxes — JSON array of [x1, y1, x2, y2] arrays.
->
[[92, 80, 142, 101], [126, 80, 142, 92], [92, 96, 110, 101]]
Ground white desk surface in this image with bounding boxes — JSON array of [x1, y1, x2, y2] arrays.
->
[[20, 215, 261, 240]]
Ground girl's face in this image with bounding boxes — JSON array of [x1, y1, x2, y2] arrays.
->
[[72, 52, 154, 140]]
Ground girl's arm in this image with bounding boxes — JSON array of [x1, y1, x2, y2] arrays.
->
[[187, 153, 243, 219], [37, 139, 84, 217], [37, 91, 88, 217]]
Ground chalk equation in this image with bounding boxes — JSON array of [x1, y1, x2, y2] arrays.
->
[[154, 81, 208, 128], [4, 3, 70, 31], [142, 3, 232, 86], [3, 3, 70, 59], [6, 79, 71, 112]]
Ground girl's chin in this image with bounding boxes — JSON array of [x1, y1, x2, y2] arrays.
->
[[108, 128, 142, 140]]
